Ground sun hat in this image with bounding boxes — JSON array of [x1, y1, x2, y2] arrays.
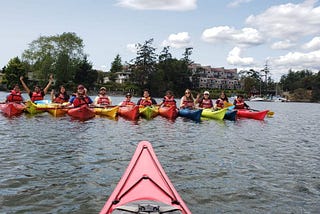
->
[[204, 91, 210, 95], [100, 87, 106, 90], [126, 92, 132, 97]]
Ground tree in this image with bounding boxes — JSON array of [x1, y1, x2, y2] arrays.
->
[[109, 54, 123, 82], [129, 39, 157, 89], [2, 57, 29, 89], [74, 57, 98, 89], [158, 46, 172, 62], [182, 47, 193, 65], [22, 32, 86, 85]]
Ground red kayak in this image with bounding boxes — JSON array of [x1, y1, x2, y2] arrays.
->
[[118, 105, 139, 120], [100, 141, 191, 214], [159, 105, 178, 120], [0, 102, 25, 117], [67, 105, 95, 120], [236, 109, 269, 120]]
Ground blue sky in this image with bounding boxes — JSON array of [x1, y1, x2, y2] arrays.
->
[[1, 0, 320, 81]]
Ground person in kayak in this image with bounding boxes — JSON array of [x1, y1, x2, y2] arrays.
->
[[137, 89, 157, 107], [195, 91, 213, 109], [69, 85, 93, 107], [6, 84, 24, 103], [159, 90, 177, 107], [214, 91, 229, 110], [51, 85, 70, 104], [20, 75, 54, 102], [180, 89, 196, 109], [94, 87, 112, 106], [233, 94, 250, 109], [119, 92, 135, 106]]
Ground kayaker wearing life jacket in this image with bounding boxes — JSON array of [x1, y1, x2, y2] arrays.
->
[[6, 84, 24, 103], [119, 93, 135, 106], [160, 90, 177, 107], [20, 75, 54, 102], [214, 91, 229, 110], [51, 86, 70, 103], [195, 91, 213, 109], [137, 89, 157, 107], [180, 89, 195, 109], [94, 87, 112, 106], [233, 94, 250, 109], [69, 85, 93, 107]]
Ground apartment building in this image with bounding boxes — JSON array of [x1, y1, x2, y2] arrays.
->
[[189, 63, 241, 90]]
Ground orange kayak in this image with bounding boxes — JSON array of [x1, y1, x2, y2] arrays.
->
[[0, 102, 25, 117], [159, 105, 178, 119], [67, 105, 95, 120], [100, 141, 191, 214], [236, 109, 269, 120], [118, 105, 139, 120]]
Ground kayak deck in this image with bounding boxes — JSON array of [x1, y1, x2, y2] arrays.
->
[[100, 141, 191, 214]]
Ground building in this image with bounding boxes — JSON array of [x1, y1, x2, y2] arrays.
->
[[189, 63, 241, 90]]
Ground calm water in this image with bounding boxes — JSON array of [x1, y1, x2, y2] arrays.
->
[[0, 92, 319, 213]]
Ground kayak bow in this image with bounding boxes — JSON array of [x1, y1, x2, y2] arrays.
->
[[100, 141, 191, 214]]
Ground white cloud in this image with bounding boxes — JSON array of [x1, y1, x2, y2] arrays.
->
[[246, 0, 320, 40], [227, 47, 254, 65], [201, 26, 264, 47], [228, 0, 253, 8], [162, 32, 191, 48], [271, 40, 296, 50], [116, 0, 197, 11], [272, 49, 320, 70], [126, 43, 137, 53], [303, 36, 320, 50]]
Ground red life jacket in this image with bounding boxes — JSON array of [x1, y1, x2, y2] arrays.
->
[[199, 98, 213, 108], [97, 95, 111, 105], [234, 98, 245, 109], [139, 97, 153, 106], [121, 100, 135, 106], [182, 98, 194, 108], [7, 90, 23, 102], [54, 93, 68, 103], [163, 96, 176, 107], [215, 98, 224, 109], [31, 91, 44, 102], [72, 96, 91, 107]]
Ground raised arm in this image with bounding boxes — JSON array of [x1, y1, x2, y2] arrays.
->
[[43, 74, 54, 94], [20, 76, 31, 94]]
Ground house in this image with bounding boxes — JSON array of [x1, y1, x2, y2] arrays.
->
[[189, 64, 241, 90]]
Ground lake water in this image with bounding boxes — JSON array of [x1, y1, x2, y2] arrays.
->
[[0, 91, 319, 213]]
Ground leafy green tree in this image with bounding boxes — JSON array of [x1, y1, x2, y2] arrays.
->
[[22, 32, 85, 85], [129, 39, 157, 90], [2, 57, 29, 89]]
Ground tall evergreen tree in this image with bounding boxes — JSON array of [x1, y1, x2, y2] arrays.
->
[[129, 39, 157, 90]]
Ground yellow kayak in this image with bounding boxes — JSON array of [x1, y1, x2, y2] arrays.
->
[[201, 108, 227, 120], [94, 106, 119, 118], [139, 105, 159, 119], [25, 101, 45, 114]]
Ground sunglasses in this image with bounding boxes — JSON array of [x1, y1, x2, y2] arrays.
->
[[185, 92, 190, 94], [78, 87, 84, 90]]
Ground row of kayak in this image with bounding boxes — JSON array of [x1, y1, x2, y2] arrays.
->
[[0, 101, 270, 121]]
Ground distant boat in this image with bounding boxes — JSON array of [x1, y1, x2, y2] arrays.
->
[[249, 97, 265, 102], [273, 97, 289, 102]]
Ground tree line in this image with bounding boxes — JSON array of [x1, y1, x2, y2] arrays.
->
[[1, 32, 319, 101]]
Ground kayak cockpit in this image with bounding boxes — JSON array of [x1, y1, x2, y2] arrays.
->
[[112, 200, 182, 214]]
